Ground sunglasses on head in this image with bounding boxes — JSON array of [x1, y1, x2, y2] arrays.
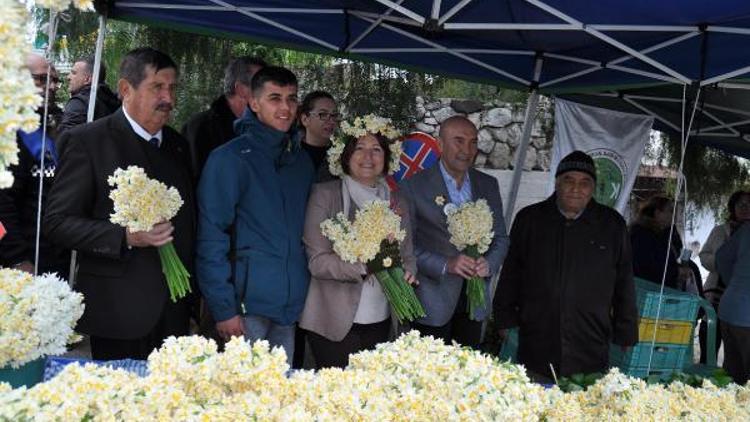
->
[[31, 73, 61, 85]]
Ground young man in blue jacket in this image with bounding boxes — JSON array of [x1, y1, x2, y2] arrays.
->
[[196, 66, 314, 363]]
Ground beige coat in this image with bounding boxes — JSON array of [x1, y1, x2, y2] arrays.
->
[[700, 223, 731, 304], [299, 180, 417, 341]]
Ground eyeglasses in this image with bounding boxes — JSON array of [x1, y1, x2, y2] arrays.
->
[[31, 73, 61, 85], [310, 111, 340, 122]]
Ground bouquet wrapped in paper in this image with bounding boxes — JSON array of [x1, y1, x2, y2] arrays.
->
[[0, 269, 84, 368], [320, 200, 425, 323], [445, 199, 495, 317], [108, 166, 190, 302]]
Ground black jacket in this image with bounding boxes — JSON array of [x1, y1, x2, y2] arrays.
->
[[181, 95, 238, 181], [58, 84, 120, 135], [44, 109, 196, 339], [630, 223, 682, 290], [0, 106, 67, 273], [494, 194, 638, 378]]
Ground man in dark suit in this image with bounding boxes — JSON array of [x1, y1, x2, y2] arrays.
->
[[44, 48, 195, 361], [400, 116, 509, 348]]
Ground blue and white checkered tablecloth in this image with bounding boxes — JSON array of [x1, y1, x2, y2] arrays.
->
[[43, 357, 148, 381]]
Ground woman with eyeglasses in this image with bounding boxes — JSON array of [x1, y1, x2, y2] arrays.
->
[[298, 91, 338, 182], [699, 190, 750, 363]]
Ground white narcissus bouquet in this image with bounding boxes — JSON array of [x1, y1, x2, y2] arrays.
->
[[0, 0, 95, 189], [108, 166, 190, 302], [0, 268, 84, 368], [320, 200, 425, 323], [445, 199, 495, 317]]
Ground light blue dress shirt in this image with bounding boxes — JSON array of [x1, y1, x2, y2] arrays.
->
[[439, 160, 472, 205]]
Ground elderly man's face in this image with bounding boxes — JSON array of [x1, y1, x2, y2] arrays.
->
[[555, 171, 595, 215], [119, 65, 177, 134], [439, 119, 478, 179], [27, 56, 60, 102]]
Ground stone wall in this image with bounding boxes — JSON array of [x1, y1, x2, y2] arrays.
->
[[412, 97, 554, 171]]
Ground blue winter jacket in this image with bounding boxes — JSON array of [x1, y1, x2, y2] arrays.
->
[[717, 223, 750, 328], [196, 109, 314, 325]]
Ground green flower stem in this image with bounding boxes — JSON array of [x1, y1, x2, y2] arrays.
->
[[375, 266, 425, 324], [464, 245, 485, 317], [158, 242, 191, 302], [388, 267, 426, 320]]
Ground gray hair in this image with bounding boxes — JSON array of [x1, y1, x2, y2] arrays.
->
[[223, 56, 267, 95]]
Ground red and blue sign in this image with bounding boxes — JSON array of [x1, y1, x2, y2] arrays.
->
[[390, 132, 441, 185]]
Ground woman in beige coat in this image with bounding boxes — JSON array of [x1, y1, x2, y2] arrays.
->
[[299, 117, 417, 369]]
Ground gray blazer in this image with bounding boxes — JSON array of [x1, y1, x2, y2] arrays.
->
[[400, 164, 509, 326], [299, 180, 418, 341]]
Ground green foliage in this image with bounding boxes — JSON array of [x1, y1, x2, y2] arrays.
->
[[54, 17, 530, 131], [435, 79, 528, 104], [556, 368, 733, 392], [557, 372, 604, 392], [662, 132, 750, 219]]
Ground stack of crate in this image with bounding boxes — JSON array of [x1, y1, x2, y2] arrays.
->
[[609, 278, 700, 378]]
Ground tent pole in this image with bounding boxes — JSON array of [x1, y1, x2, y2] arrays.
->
[[69, 14, 106, 287], [503, 56, 544, 227], [33, 9, 58, 276], [503, 90, 539, 227], [86, 15, 107, 123]]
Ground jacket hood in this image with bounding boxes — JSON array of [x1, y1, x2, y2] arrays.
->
[[234, 108, 302, 164]]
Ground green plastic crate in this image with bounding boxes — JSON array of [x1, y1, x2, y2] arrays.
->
[[635, 277, 700, 322], [610, 342, 689, 378]]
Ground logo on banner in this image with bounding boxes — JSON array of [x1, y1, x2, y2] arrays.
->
[[588, 148, 627, 208]]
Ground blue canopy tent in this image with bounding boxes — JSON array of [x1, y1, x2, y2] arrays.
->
[[47, 0, 742, 372], [90, 0, 750, 220]]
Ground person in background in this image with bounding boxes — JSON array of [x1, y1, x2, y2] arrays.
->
[[716, 220, 750, 384], [292, 90, 338, 367], [182, 56, 266, 180], [298, 91, 338, 182], [59, 55, 120, 136], [699, 190, 750, 363], [0, 53, 66, 275], [630, 195, 694, 292]]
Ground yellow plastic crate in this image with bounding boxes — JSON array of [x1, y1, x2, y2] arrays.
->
[[638, 318, 693, 345]]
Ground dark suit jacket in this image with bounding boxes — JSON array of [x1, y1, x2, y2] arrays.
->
[[181, 95, 238, 182], [400, 164, 509, 325], [44, 108, 196, 339]]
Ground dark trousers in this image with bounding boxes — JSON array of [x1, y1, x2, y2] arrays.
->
[[90, 300, 189, 361], [292, 326, 306, 369], [411, 285, 483, 349], [307, 319, 391, 369], [721, 321, 750, 385]]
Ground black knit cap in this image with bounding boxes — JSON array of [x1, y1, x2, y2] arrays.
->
[[555, 150, 597, 180]]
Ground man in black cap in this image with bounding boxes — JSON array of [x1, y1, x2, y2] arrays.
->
[[493, 150, 638, 382]]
